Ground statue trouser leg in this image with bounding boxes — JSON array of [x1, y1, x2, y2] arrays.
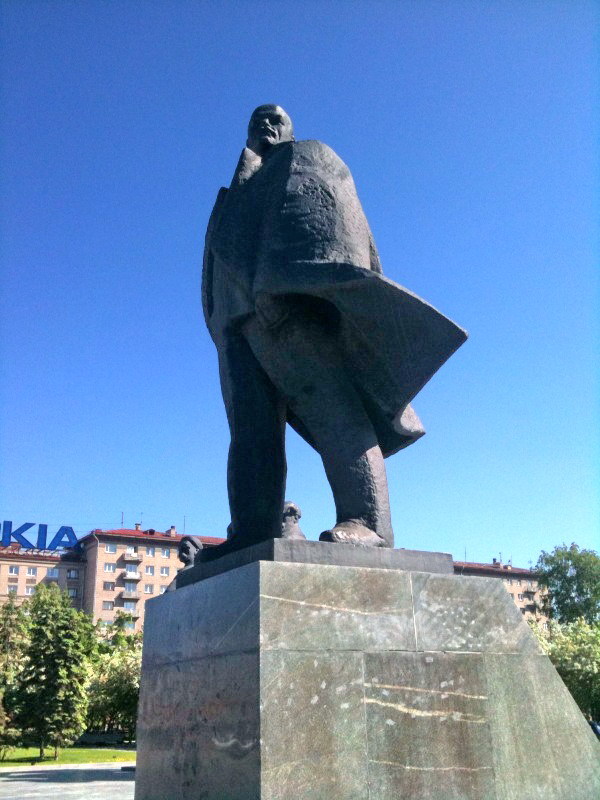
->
[[241, 311, 393, 548], [217, 331, 287, 544]]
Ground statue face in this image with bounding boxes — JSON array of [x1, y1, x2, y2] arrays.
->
[[247, 105, 293, 156], [179, 540, 195, 565], [283, 502, 300, 522]]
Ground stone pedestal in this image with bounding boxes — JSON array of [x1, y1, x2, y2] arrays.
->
[[135, 558, 600, 800]]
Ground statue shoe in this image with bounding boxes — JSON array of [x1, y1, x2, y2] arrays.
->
[[319, 521, 386, 547]]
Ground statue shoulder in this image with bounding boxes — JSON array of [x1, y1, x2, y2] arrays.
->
[[292, 139, 347, 169]]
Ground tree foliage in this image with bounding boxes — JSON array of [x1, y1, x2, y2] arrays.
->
[[13, 584, 97, 758], [0, 594, 29, 701], [0, 693, 20, 761], [535, 543, 600, 624], [531, 618, 600, 719], [87, 611, 142, 741]]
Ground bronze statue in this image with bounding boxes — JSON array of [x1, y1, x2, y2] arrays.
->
[[203, 105, 466, 549]]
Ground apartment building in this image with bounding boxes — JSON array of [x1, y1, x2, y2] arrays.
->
[[77, 526, 223, 631], [0, 526, 222, 631], [454, 557, 547, 623], [0, 543, 85, 608]]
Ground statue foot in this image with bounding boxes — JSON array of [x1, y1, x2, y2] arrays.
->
[[319, 520, 386, 547]]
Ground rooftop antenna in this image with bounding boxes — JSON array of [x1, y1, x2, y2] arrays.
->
[[121, 511, 124, 527], [499, 552, 502, 564], [140, 512, 143, 528]]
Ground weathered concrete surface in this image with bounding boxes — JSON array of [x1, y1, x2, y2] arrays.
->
[[136, 562, 600, 800], [177, 538, 453, 587]]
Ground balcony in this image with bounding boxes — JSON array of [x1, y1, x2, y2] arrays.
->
[[122, 570, 141, 581], [122, 552, 142, 563], [120, 608, 140, 619], [120, 590, 139, 600]]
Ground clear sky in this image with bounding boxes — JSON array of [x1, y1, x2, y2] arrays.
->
[[1, 0, 598, 567]]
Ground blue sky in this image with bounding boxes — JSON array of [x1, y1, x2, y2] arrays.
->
[[1, 0, 598, 567]]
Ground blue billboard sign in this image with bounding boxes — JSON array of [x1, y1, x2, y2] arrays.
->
[[2, 521, 78, 550]]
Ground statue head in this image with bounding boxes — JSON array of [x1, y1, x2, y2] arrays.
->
[[282, 500, 301, 523], [177, 535, 202, 568], [247, 105, 294, 156], [281, 500, 306, 539]]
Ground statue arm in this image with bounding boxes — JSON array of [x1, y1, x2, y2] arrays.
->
[[202, 187, 228, 322]]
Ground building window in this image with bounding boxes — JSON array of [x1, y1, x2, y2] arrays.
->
[[145, 565, 154, 575], [125, 564, 138, 574], [67, 569, 79, 579], [161, 548, 170, 558], [124, 581, 137, 592], [47, 567, 59, 578], [25, 586, 35, 595], [103, 581, 115, 591], [7, 585, 17, 594], [160, 566, 170, 577], [100, 619, 113, 627], [124, 621, 135, 630], [105, 543, 117, 553], [8, 566, 19, 575], [123, 600, 136, 610], [144, 584, 154, 594], [126, 546, 138, 554], [104, 563, 116, 573], [102, 601, 114, 611], [160, 586, 168, 594], [68, 588, 78, 598], [27, 566, 37, 576], [146, 547, 155, 557]]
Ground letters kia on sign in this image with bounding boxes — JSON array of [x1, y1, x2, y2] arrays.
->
[[2, 521, 78, 550]]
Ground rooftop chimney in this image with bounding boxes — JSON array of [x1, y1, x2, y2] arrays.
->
[[166, 525, 176, 537], [134, 523, 141, 531]]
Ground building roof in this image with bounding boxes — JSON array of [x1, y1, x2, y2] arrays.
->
[[79, 528, 225, 547], [0, 545, 82, 563], [453, 560, 537, 577]]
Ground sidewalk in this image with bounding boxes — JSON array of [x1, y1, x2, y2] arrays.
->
[[0, 762, 136, 800]]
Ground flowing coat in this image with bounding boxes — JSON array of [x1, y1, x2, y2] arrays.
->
[[202, 140, 467, 457]]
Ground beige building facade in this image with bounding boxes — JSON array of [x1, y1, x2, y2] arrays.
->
[[0, 526, 221, 631], [0, 544, 85, 608]]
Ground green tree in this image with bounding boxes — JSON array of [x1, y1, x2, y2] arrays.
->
[[13, 583, 97, 758], [0, 594, 30, 702], [0, 693, 20, 761], [535, 543, 600, 624], [531, 618, 600, 719], [87, 612, 142, 741]]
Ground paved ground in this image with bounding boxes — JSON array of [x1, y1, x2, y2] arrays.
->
[[0, 762, 136, 800]]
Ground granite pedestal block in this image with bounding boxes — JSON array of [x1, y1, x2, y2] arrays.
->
[[135, 560, 600, 800]]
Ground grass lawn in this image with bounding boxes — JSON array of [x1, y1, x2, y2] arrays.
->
[[0, 746, 136, 767]]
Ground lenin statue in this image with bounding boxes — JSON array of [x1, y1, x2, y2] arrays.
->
[[202, 105, 466, 549]]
